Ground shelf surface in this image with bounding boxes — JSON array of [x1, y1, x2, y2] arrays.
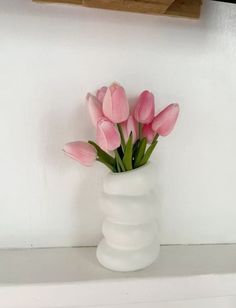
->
[[0, 244, 236, 307]]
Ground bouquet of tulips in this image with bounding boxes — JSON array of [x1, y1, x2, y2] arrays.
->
[[64, 83, 179, 173]]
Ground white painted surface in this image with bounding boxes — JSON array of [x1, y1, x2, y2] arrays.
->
[[0, 245, 236, 307], [0, 0, 236, 248]]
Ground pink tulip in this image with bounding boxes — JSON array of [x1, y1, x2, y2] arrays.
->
[[122, 115, 138, 142], [96, 86, 107, 103], [96, 118, 121, 151], [152, 103, 180, 136], [134, 90, 155, 124], [87, 94, 104, 127], [63, 141, 97, 166], [103, 83, 129, 123], [142, 124, 156, 144]]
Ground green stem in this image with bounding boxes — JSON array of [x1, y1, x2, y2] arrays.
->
[[153, 132, 159, 143], [140, 134, 159, 166], [115, 149, 126, 172], [117, 123, 126, 150], [139, 141, 157, 166], [117, 145, 124, 160]]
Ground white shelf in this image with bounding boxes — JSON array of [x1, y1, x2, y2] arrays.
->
[[0, 244, 236, 307]]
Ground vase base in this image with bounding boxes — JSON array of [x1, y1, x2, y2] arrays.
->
[[96, 239, 160, 272]]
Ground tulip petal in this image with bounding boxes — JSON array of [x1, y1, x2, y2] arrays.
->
[[87, 94, 104, 127], [103, 84, 129, 123], [142, 124, 156, 144], [120, 120, 128, 142], [96, 118, 121, 151], [96, 86, 108, 103], [127, 115, 138, 143], [152, 103, 179, 136], [64, 141, 97, 166], [134, 90, 155, 124]]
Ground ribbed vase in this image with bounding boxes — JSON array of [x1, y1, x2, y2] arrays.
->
[[96, 163, 160, 272]]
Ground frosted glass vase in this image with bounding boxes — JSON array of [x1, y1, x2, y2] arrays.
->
[[96, 163, 160, 272]]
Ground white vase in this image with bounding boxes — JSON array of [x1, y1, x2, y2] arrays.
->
[[96, 163, 160, 272]]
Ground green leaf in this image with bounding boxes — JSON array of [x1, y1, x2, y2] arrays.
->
[[117, 145, 124, 160], [115, 150, 126, 172], [134, 137, 147, 168], [96, 158, 116, 172], [116, 158, 121, 173], [88, 141, 115, 167], [123, 133, 133, 171], [132, 139, 140, 165], [140, 139, 158, 166]]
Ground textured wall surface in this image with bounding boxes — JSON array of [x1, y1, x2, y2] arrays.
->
[[0, 0, 236, 247]]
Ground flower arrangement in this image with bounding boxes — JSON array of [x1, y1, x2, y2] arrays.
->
[[64, 83, 179, 173]]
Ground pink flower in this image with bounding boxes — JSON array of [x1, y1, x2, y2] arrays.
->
[[142, 124, 156, 143], [152, 103, 180, 136], [121, 115, 138, 143], [96, 118, 121, 151], [63, 141, 97, 166], [134, 90, 155, 124], [96, 86, 107, 103], [103, 83, 129, 123], [87, 94, 104, 127]]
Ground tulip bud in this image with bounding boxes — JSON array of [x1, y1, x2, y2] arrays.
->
[[102, 83, 129, 123], [152, 103, 179, 136], [96, 118, 121, 151], [142, 124, 156, 144], [87, 94, 104, 127], [96, 86, 107, 103], [134, 90, 155, 124], [63, 141, 97, 166]]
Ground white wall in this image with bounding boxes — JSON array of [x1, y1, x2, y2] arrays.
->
[[0, 0, 236, 248]]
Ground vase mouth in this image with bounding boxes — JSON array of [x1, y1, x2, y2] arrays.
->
[[109, 162, 151, 176]]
